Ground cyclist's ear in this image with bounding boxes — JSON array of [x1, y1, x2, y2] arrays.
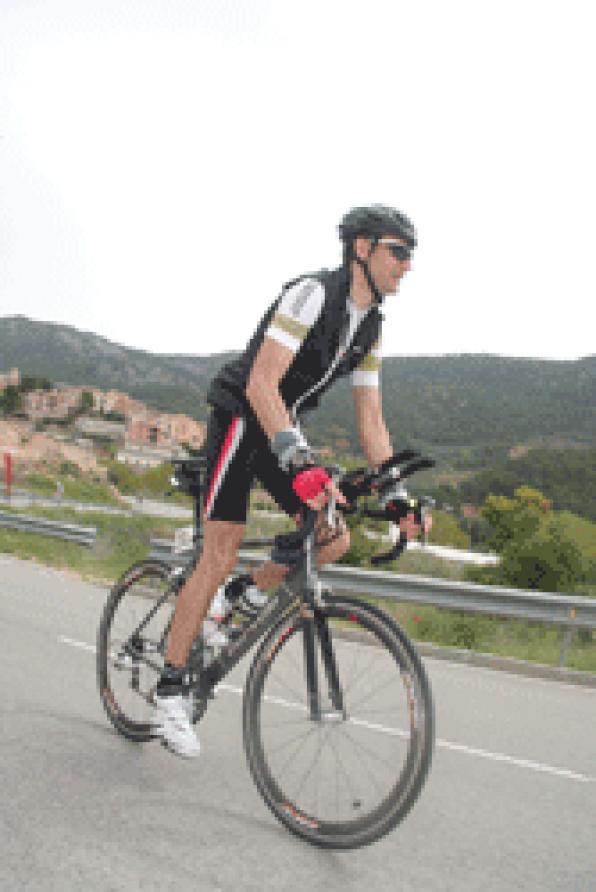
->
[[354, 237, 373, 262]]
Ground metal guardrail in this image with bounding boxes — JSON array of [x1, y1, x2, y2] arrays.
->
[[0, 511, 97, 546], [148, 540, 596, 631]]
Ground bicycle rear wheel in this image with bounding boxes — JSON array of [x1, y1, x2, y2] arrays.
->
[[243, 594, 434, 849], [97, 560, 178, 742]]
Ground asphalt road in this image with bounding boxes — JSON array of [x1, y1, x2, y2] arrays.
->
[[0, 555, 594, 891]]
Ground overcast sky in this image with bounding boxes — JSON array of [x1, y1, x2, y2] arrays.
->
[[1, 0, 594, 361]]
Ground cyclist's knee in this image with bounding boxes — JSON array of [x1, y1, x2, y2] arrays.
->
[[330, 524, 350, 559], [315, 514, 350, 562]]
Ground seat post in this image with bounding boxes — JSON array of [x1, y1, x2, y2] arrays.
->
[[193, 458, 207, 549], [172, 454, 206, 551]]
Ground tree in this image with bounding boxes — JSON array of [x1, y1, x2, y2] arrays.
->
[[481, 487, 551, 553], [500, 515, 584, 593], [475, 486, 584, 593], [0, 385, 22, 415], [80, 390, 94, 413], [21, 376, 52, 392]]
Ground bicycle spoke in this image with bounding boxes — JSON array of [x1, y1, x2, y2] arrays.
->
[[347, 669, 407, 715], [325, 731, 370, 816], [267, 725, 321, 795], [284, 721, 336, 808], [324, 636, 388, 706], [263, 724, 318, 759], [337, 723, 402, 782]]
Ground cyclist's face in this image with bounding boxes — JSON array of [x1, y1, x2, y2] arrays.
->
[[369, 235, 412, 296]]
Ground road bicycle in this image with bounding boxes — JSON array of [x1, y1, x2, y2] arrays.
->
[[97, 451, 435, 850]]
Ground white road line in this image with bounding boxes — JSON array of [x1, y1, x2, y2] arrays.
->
[[59, 635, 97, 653], [61, 634, 596, 785], [434, 740, 594, 782]]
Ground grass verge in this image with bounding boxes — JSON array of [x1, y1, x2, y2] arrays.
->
[[1, 506, 594, 673], [0, 505, 188, 582], [24, 472, 122, 506]]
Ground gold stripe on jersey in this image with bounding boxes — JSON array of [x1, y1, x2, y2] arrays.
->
[[270, 311, 310, 342]]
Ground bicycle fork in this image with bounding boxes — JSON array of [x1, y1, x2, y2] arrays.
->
[[302, 608, 346, 722]]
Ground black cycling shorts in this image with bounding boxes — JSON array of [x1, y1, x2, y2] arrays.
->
[[202, 408, 302, 523]]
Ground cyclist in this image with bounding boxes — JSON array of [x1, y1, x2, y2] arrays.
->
[[155, 204, 427, 756]]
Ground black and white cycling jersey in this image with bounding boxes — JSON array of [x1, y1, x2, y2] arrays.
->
[[267, 279, 380, 388], [207, 266, 383, 421]]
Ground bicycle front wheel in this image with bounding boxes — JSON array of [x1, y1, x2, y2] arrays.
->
[[243, 594, 434, 849]]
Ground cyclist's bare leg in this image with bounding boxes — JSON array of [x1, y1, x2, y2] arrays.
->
[[165, 519, 245, 668], [251, 510, 350, 590], [165, 512, 350, 664]]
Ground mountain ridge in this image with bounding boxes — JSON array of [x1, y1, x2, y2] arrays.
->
[[1, 315, 594, 456]]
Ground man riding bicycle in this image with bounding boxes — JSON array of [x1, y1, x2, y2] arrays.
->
[[155, 204, 427, 757]]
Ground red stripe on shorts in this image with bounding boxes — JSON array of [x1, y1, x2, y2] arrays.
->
[[204, 416, 240, 518]]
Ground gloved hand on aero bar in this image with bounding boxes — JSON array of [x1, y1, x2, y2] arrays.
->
[[377, 466, 409, 509], [375, 467, 426, 535], [271, 428, 346, 508]]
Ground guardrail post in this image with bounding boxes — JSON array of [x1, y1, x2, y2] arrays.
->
[[559, 607, 578, 667], [559, 627, 574, 667], [3, 452, 13, 501]]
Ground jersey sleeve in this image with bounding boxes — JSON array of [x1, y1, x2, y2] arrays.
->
[[266, 278, 325, 353], [352, 337, 381, 388]]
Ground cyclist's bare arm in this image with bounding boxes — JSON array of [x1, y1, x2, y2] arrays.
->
[[245, 337, 295, 439], [352, 385, 425, 538], [247, 339, 345, 510], [352, 385, 393, 469], [246, 277, 325, 441]]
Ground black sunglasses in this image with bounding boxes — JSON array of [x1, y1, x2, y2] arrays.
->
[[377, 239, 412, 262]]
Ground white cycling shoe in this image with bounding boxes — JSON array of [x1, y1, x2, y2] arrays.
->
[[154, 693, 200, 758]]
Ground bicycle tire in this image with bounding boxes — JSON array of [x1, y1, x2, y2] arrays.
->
[[243, 593, 434, 849], [97, 559, 179, 742]]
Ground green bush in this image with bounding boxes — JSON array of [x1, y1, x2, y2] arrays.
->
[[24, 473, 56, 496], [471, 487, 588, 594], [105, 459, 187, 501], [59, 461, 80, 477], [500, 515, 584, 593], [413, 608, 493, 650], [427, 510, 471, 549], [24, 471, 120, 506]]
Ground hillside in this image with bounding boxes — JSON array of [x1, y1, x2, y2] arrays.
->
[[429, 448, 596, 521], [0, 315, 231, 419], [1, 315, 594, 460]]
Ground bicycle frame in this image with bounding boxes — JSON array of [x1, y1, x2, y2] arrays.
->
[[101, 452, 436, 848], [124, 459, 345, 719], [190, 510, 343, 721], [160, 453, 428, 720]]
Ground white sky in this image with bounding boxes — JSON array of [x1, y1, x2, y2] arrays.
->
[[1, 0, 594, 360]]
